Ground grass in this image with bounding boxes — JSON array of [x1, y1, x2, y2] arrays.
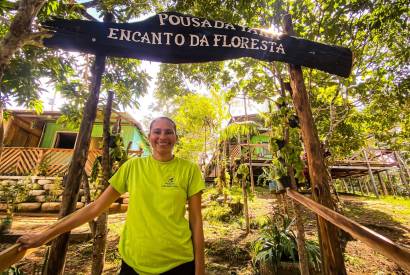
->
[[363, 195, 410, 224]]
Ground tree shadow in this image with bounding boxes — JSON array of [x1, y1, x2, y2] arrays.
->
[[341, 198, 410, 247]]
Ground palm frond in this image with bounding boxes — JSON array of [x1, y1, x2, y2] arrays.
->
[[219, 121, 261, 141]]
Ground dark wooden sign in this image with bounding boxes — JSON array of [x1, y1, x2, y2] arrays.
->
[[43, 12, 352, 77]]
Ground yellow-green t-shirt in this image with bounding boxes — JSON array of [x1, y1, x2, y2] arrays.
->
[[109, 156, 205, 275]]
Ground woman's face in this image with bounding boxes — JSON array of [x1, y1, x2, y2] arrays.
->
[[148, 118, 177, 155]]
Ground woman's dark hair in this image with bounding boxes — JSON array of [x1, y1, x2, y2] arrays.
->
[[149, 117, 177, 134]]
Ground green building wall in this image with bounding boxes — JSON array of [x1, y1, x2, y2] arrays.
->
[[40, 122, 150, 156], [250, 134, 271, 157]]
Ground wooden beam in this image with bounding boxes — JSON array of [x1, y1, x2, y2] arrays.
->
[[363, 149, 380, 198], [0, 245, 38, 272], [10, 117, 42, 136], [330, 166, 392, 170], [45, 43, 108, 274], [287, 189, 410, 271], [284, 14, 346, 274]]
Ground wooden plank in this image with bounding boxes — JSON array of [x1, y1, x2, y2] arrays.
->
[[10, 117, 42, 137], [284, 14, 346, 274], [0, 244, 38, 272], [330, 166, 392, 170], [287, 189, 410, 271]]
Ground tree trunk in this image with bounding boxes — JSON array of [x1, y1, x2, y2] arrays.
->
[[243, 93, 255, 193], [0, 0, 46, 155], [82, 171, 96, 235], [279, 74, 309, 275], [283, 14, 346, 275], [0, 0, 46, 79], [288, 166, 310, 275], [242, 176, 250, 234], [91, 90, 113, 275], [0, 102, 4, 159], [45, 54, 106, 275]]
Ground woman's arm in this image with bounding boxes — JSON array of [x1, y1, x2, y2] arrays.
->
[[188, 192, 205, 275], [17, 186, 121, 249]]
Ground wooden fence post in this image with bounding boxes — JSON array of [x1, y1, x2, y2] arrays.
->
[[377, 172, 388, 196], [385, 171, 396, 196], [394, 151, 409, 186], [357, 179, 364, 195], [45, 14, 112, 274], [283, 14, 346, 275], [363, 149, 379, 198]]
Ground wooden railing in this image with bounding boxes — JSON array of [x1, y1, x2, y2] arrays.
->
[[0, 147, 143, 177], [286, 189, 410, 271]]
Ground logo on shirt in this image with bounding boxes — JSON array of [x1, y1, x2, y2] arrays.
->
[[162, 177, 177, 188]]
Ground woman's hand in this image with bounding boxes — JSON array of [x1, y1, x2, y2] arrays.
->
[[15, 186, 121, 251], [16, 232, 49, 250]]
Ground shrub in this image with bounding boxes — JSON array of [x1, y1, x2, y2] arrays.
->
[[203, 202, 233, 222], [252, 214, 321, 274]]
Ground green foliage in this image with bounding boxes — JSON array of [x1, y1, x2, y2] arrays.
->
[[252, 214, 321, 273], [257, 167, 276, 187], [203, 201, 233, 222], [90, 131, 129, 198], [236, 163, 249, 178], [36, 156, 50, 176], [219, 121, 260, 142], [0, 179, 30, 215], [171, 92, 227, 163], [263, 98, 306, 186]]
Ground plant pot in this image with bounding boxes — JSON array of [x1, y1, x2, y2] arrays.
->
[[260, 262, 299, 275], [275, 139, 286, 150], [288, 115, 299, 128], [279, 175, 291, 188], [261, 261, 319, 275]]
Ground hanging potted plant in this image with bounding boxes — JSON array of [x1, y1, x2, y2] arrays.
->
[[288, 115, 299, 128]]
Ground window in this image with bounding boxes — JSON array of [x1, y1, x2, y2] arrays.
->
[[54, 132, 77, 149]]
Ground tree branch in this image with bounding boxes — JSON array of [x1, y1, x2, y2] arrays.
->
[[80, 0, 99, 8]]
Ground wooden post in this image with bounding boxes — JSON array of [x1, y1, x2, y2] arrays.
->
[[81, 171, 96, 235], [243, 92, 255, 193], [241, 176, 250, 234], [45, 15, 111, 274], [394, 151, 409, 185], [91, 90, 113, 275], [280, 81, 310, 275], [377, 172, 388, 196], [395, 151, 410, 180], [348, 178, 355, 194], [363, 149, 379, 198], [357, 179, 364, 195], [341, 179, 349, 193], [283, 14, 346, 275], [385, 171, 396, 196], [287, 165, 310, 275], [363, 178, 370, 195]]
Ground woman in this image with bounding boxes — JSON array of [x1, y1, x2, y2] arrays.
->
[[17, 117, 205, 275]]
